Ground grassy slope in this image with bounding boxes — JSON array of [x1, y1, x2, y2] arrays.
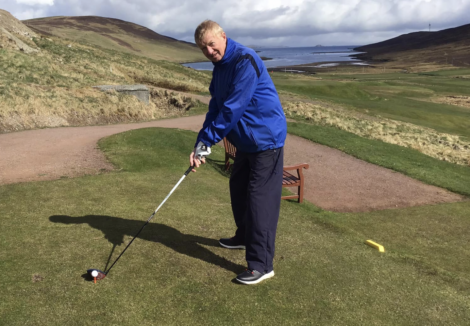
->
[[353, 23, 470, 68], [24, 16, 206, 63], [1, 128, 469, 325], [0, 36, 211, 133], [0, 37, 210, 92], [272, 70, 470, 139]]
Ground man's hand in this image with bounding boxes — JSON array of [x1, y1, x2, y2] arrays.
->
[[190, 141, 211, 172]]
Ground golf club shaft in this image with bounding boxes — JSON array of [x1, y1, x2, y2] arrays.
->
[[104, 243, 117, 272], [105, 165, 194, 275]]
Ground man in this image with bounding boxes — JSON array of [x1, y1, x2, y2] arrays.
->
[[190, 20, 287, 285]]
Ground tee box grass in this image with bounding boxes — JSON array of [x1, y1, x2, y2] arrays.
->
[[1, 128, 469, 325]]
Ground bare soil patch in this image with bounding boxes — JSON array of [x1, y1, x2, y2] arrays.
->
[[0, 115, 464, 212], [32, 274, 44, 283]]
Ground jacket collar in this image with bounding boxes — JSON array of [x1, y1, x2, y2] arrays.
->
[[213, 38, 236, 66]]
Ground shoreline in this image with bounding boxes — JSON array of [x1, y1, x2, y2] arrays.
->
[[268, 60, 370, 74], [183, 60, 371, 73], [183, 56, 274, 65], [182, 52, 370, 73], [182, 47, 365, 71]]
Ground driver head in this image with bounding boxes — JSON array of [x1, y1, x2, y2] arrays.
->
[[87, 269, 107, 280]]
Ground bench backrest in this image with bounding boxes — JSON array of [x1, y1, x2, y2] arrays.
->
[[223, 137, 237, 160]]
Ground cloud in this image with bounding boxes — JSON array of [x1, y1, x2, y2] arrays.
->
[[15, 0, 54, 5], [2, 0, 470, 46]]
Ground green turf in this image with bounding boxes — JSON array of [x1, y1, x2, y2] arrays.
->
[[272, 70, 470, 138], [1, 128, 470, 325]]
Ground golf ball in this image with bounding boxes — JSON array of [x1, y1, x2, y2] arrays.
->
[[91, 270, 98, 277]]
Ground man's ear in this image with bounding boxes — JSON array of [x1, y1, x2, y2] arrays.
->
[[221, 31, 227, 41]]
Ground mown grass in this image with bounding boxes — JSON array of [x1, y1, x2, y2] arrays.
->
[[1, 128, 469, 325], [272, 69, 470, 139]]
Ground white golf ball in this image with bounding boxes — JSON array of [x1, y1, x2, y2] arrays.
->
[[91, 270, 98, 277]]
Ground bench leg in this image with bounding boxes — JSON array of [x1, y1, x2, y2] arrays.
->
[[225, 154, 231, 171]]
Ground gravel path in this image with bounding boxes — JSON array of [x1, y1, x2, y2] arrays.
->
[[0, 115, 464, 212]]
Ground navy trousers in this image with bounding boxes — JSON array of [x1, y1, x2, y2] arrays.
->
[[229, 147, 284, 273]]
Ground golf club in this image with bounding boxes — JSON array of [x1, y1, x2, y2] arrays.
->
[[103, 243, 117, 272], [87, 164, 195, 282]]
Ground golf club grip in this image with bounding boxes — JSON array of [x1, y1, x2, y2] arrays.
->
[[184, 165, 194, 176]]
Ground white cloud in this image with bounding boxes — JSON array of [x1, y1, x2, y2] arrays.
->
[[15, 0, 54, 5], [1, 0, 469, 46], [10, 8, 49, 20]]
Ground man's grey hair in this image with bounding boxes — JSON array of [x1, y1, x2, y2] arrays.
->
[[194, 20, 225, 46]]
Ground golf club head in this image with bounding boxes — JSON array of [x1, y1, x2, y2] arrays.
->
[[87, 269, 107, 280]]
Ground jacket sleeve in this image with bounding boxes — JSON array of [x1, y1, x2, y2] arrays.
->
[[197, 58, 258, 147], [195, 79, 218, 148]]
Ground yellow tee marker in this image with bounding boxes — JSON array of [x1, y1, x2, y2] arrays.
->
[[365, 240, 385, 252]]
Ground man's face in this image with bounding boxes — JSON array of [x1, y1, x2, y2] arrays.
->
[[198, 31, 227, 63]]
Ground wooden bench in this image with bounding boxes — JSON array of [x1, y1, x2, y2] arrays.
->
[[223, 138, 309, 203]]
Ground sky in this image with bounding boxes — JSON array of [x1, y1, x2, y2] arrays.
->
[[2, 0, 470, 47]]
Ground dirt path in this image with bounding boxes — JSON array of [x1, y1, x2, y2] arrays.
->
[[0, 115, 464, 212]]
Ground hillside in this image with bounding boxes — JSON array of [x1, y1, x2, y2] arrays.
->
[[23, 15, 206, 63], [0, 10, 211, 134], [353, 24, 470, 68], [0, 9, 39, 53]]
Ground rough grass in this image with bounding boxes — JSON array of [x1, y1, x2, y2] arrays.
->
[[431, 95, 470, 109], [283, 100, 470, 165], [24, 17, 206, 63], [0, 37, 211, 133], [1, 128, 469, 325]]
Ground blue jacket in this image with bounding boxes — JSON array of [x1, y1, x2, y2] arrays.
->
[[196, 38, 287, 153]]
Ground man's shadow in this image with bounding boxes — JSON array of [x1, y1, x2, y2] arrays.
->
[[49, 215, 244, 274]]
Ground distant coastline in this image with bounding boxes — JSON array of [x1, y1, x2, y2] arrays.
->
[[182, 45, 363, 71], [268, 61, 369, 74], [180, 55, 273, 65]]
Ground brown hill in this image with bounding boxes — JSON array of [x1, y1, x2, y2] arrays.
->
[[23, 15, 206, 63], [353, 24, 470, 67], [0, 9, 39, 53]]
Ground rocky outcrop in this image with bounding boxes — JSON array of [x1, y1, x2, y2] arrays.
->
[[93, 85, 150, 104]]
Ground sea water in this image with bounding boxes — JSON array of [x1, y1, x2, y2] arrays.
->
[[183, 45, 364, 71]]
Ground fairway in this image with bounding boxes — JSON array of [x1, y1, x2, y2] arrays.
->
[[1, 128, 469, 325], [273, 68, 470, 139]]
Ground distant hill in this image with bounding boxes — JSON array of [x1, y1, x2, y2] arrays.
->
[[23, 15, 206, 63], [353, 24, 470, 67], [1, 10, 211, 133]]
